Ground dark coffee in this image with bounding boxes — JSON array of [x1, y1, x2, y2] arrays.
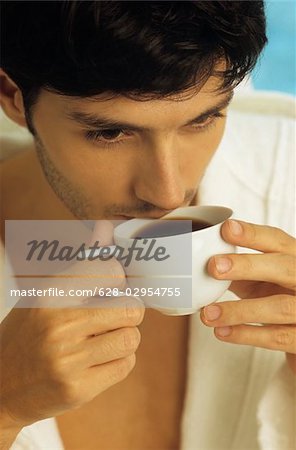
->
[[132, 217, 212, 239]]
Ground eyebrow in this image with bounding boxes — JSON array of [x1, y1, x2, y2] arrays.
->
[[66, 90, 234, 132]]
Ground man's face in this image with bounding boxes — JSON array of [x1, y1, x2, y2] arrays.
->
[[30, 76, 232, 220]]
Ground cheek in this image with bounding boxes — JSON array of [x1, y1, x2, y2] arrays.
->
[[181, 119, 226, 180], [34, 115, 107, 182], [35, 118, 131, 199], [32, 102, 100, 178], [34, 112, 84, 170], [201, 118, 227, 153]]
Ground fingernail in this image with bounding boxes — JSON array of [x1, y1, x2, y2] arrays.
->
[[216, 326, 232, 337], [228, 220, 243, 236], [215, 256, 232, 273], [204, 305, 221, 321]]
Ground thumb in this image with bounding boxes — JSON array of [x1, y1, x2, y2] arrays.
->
[[36, 221, 122, 307], [61, 220, 124, 306], [89, 220, 114, 247]]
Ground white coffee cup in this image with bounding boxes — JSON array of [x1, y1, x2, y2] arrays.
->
[[113, 205, 235, 316]]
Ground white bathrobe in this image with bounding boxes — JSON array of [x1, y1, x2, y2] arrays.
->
[[1, 91, 295, 450]]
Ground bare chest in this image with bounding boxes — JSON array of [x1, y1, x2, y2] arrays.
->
[[57, 312, 190, 450]]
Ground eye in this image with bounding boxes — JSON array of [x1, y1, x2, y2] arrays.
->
[[85, 128, 126, 143], [190, 112, 226, 131]]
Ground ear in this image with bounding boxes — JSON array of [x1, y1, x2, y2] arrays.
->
[[0, 69, 28, 128]]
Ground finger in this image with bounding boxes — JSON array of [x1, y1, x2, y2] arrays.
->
[[221, 219, 295, 254], [201, 295, 296, 327], [70, 355, 137, 406], [229, 280, 294, 299], [207, 253, 296, 290], [213, 324, 296, 354], [72, 296, 145, 337], [81, 326, 141, 367], [84, 354, 136, 399]]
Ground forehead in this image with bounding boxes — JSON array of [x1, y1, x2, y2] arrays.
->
[[38, 73, 230, 129]]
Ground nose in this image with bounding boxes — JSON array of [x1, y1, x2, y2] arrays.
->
[[133, 135, 186, 211]]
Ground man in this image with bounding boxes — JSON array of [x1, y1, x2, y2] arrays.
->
[[0, 2, 295, 449]]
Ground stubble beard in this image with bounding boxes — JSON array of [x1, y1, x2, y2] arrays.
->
[[34, 135, 93, 220]]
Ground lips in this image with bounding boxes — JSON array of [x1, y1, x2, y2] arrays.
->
[[114, 215, 133, 220], [115, 210, 175, 220]]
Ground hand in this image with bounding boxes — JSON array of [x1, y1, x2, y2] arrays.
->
[[201, 219, 296, 374], [0, 221, 145, 431]]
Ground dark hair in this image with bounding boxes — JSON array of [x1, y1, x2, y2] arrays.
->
[[1, 1, 267, 112]]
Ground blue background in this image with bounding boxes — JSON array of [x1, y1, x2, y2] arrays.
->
[[252, 0, 295, 95]]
